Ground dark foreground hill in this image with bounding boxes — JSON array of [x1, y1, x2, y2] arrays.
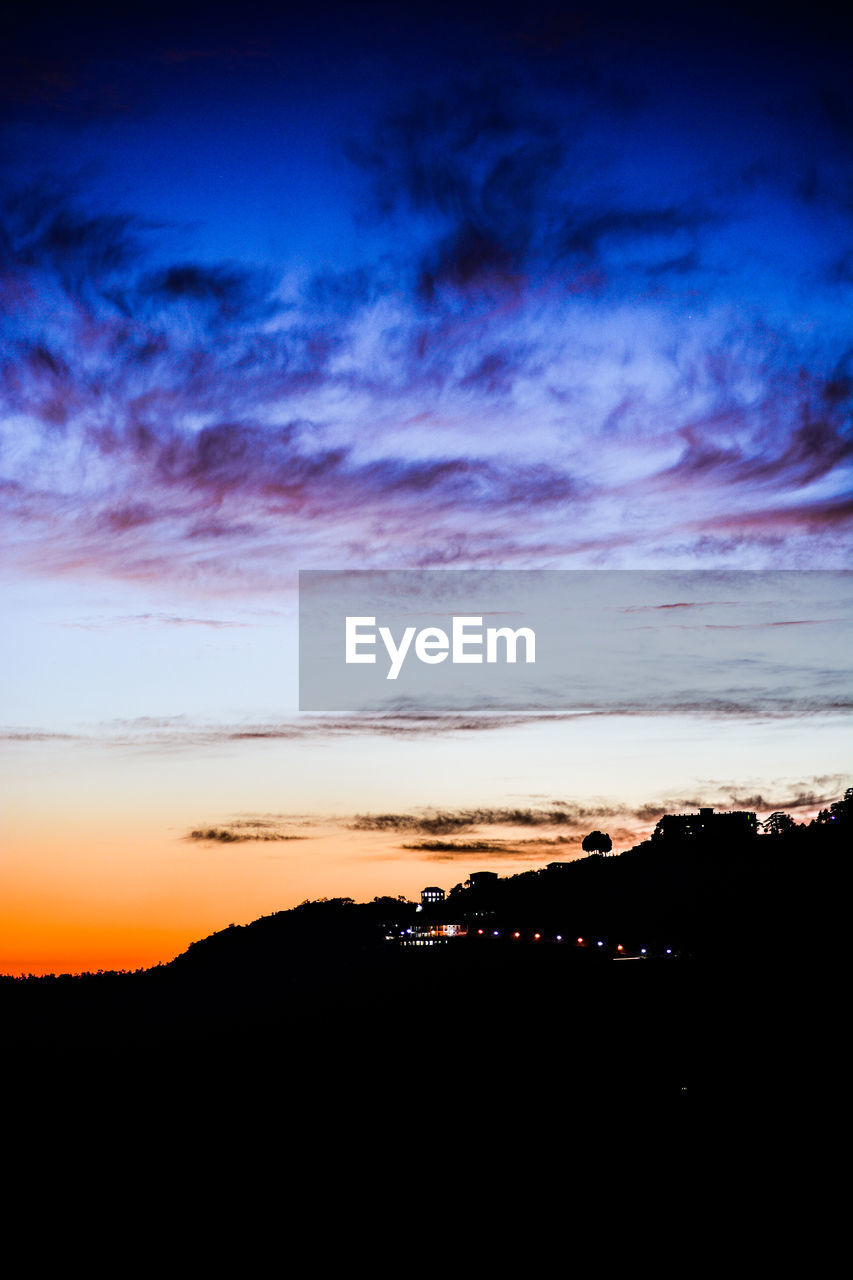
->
[[2, 812, 844, 1131]]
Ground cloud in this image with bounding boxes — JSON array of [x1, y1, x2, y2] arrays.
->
[[0, 182, 145, 298], [352, 805, 619, 834], [560, 205, 711, 264], [624, 601, 737, 612], [402, 840, 511, 852], [689, 497, 853, 534], [178, 778, 853, 871], [632, 775, 851, 822], [136, 262, 279, 327], [64, 612, 252, 630], [4, 677, 850, 757], [721, 789, 841, 813], [353, 77, 716, 303], [186, 827, 308, 843], [402, 834, 582, 859], [0, 729, 79, 741], [357, 777, 853, 859], [2, 53, 853, 590]]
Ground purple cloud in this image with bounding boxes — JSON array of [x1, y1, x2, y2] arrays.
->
[[2, 50, 852, 587]]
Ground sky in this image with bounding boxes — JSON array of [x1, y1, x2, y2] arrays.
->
[[1, 1, 851, 973]]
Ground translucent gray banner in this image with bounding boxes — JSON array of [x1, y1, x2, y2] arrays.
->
[[298, 569, 852, 717]]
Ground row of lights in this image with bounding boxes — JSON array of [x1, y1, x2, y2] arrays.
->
[[475, 929, 674, 955]]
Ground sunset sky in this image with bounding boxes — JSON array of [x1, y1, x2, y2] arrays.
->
[[1, 1, 851, 973]]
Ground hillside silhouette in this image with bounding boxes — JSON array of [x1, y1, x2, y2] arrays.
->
[[2, 795, 847, 1120]]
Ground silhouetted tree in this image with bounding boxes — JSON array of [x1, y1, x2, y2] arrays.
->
[[763, 812, 795, 835], [582, 830, 612, 856], [831, 789, 853, 821], [816, 792, 851, 825]]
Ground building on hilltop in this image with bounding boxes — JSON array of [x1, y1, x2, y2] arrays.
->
[[468, 871, 498, 890], [420, 886, 445, 906], [652, 806, 757, 843]]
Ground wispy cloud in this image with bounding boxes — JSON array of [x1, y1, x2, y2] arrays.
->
[[2, 49, 852, 588], [180, 776, 851, 870], [185, 826, 309, 843], [2, 682, 850, 754], [63, 613, 253, 630]]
